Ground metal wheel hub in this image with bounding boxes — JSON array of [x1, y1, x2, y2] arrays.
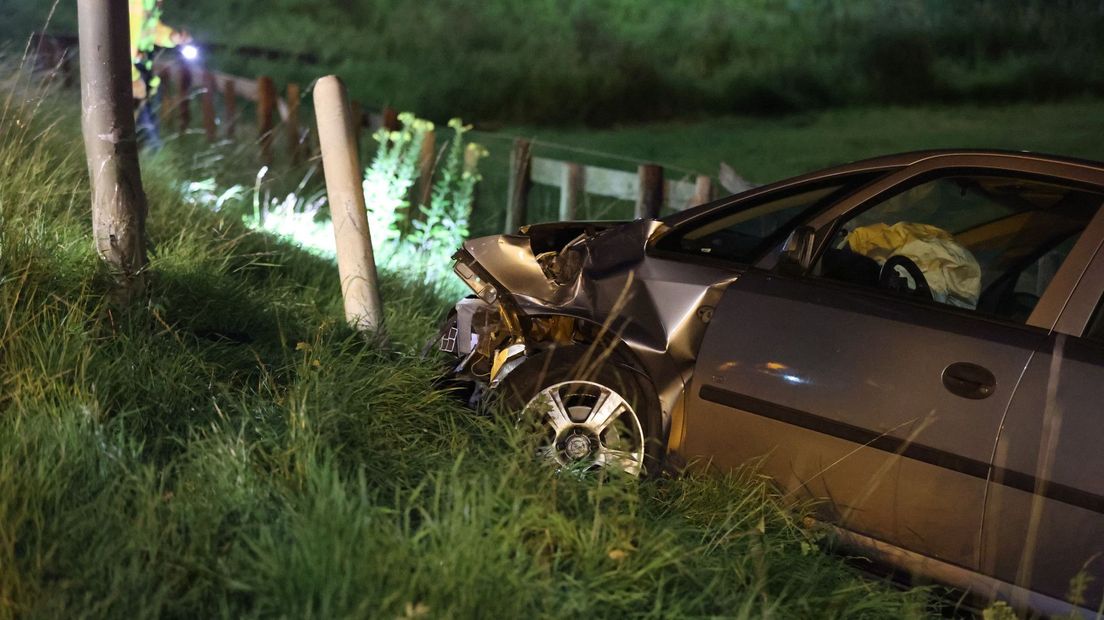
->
[[562, 432, 594, 460], [522, 380, 646, 477]]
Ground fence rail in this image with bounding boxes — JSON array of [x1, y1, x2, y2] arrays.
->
[[32, 33, 756, 234], [531, 157, 705, 211]]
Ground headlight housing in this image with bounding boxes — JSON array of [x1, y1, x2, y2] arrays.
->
[[453, 260, 498, 304]]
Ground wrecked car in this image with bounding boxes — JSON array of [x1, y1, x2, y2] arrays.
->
[[438, 150, 1104, 616]]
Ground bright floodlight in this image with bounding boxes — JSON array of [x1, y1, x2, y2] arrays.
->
[[181, 44, 199, 62]]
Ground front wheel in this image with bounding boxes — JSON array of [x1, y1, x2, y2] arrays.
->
[[498, 346, 663, 477], [524, 380, 646, 476]]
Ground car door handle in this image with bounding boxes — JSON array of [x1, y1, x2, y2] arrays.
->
[[942, 362, 996, 400]]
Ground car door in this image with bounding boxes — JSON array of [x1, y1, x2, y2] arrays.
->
[[980, 234, 1104, 613], [681, 155, 1104, 571]]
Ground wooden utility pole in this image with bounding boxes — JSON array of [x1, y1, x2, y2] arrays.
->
[[313, 76, 384, 334], [505, 138, 532, 233], [77, 0, 148, 298], [257, 75, 276, 167], [635, 164, 664, 219]]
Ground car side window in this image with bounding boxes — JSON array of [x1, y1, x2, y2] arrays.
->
[[654, 175, 878, 264], [814, 174, 1104, 323], [1084, 291, 1104, 342]]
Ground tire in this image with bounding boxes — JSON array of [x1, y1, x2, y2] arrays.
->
[[496, 344, 664, 477]]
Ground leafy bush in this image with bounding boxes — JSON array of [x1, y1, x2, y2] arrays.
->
[[197, 112, 486, 293], [363, 113, 487, 287], [405, 120, 487, 284]]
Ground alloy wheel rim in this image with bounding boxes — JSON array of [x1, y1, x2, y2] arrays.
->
[[521, 380, 645, 477]]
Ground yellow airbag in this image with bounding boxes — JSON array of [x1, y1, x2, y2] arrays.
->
[[848, 222, 981, 308]]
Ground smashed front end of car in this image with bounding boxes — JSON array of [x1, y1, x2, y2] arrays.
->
[[433, 218, 737, 458], [438, 221, 627, 400]]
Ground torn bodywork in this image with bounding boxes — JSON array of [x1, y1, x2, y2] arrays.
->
[[439, 219, 738, 450]]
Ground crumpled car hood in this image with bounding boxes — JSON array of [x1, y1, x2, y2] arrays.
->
[[454, 218, 738, 440], [460, 219, 661, 313]]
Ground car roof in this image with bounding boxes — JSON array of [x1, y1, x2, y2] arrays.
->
[[663, 149, 1104, 227], [819, 149, 1104, 175]]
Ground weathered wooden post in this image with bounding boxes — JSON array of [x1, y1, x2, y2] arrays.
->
[[286, 82, 302, 164], [413, 128, 436, 208], [313, 76, 384, 333], [350, 100, 364, 151], [505, 138, 532, 233], [691, 174, 714, 207], [201, 70, 217, 143], [559, 162, 584, 221], [382, 106, 400, 132], [257, 75, 276, 167], [157, 67, 173, 127], [177, 65, 192, 135], [635, 164, 664, 219], [223, 78, 237, 138], [77, 0, 148, 299]]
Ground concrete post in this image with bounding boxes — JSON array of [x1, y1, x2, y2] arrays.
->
[[313, 76, 384, 333]]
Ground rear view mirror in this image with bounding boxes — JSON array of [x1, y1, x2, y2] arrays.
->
[[779, 225, 816, 274]]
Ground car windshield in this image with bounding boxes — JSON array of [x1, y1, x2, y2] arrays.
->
[[655, 173, 882, 264]]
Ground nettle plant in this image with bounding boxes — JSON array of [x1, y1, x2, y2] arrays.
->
[[364, 114, 487, 285]]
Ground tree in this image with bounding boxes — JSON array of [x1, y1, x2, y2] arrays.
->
[[78, 0, 150, 301]]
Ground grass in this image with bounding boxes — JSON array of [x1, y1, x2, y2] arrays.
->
[[462, 98, 1104, 236], [0, 71, 939, 617], [6, 1, 1104, 125]]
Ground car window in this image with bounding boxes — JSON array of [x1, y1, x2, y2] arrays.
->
[[653, 174, 878, 264], [1086, 299, 1104, 342], [815, 174, 1104, 323]]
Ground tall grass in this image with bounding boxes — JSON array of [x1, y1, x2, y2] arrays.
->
[[0, 73, 936, 618]]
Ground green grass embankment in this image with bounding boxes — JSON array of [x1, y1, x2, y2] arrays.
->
[[0, 74, 934, 617]]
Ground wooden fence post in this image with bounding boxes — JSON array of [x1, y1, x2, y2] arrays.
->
[[313, 75, 384, 334], [505, 138, 532, 233], [559, 162, 584, 221], [635, 164, 664, 219], [413, 128, 436, 208], [223, 78, 237, 139], [286, 82, 302, 164], [201, 70, 217, 143], [157, 67, 173, 127], [77, 0, 148, 299], [257, 75, 276, 167], [350, 100, 364, 154], [382, 106, 400, 132], [177, 66, 191, 135], [691, 174, 714, 207]]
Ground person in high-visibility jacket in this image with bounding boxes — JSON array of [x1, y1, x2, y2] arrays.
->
[[129, 0, 189, 149]]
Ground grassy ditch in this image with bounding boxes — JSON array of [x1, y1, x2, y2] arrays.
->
[[0, 75, 938, 618]]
